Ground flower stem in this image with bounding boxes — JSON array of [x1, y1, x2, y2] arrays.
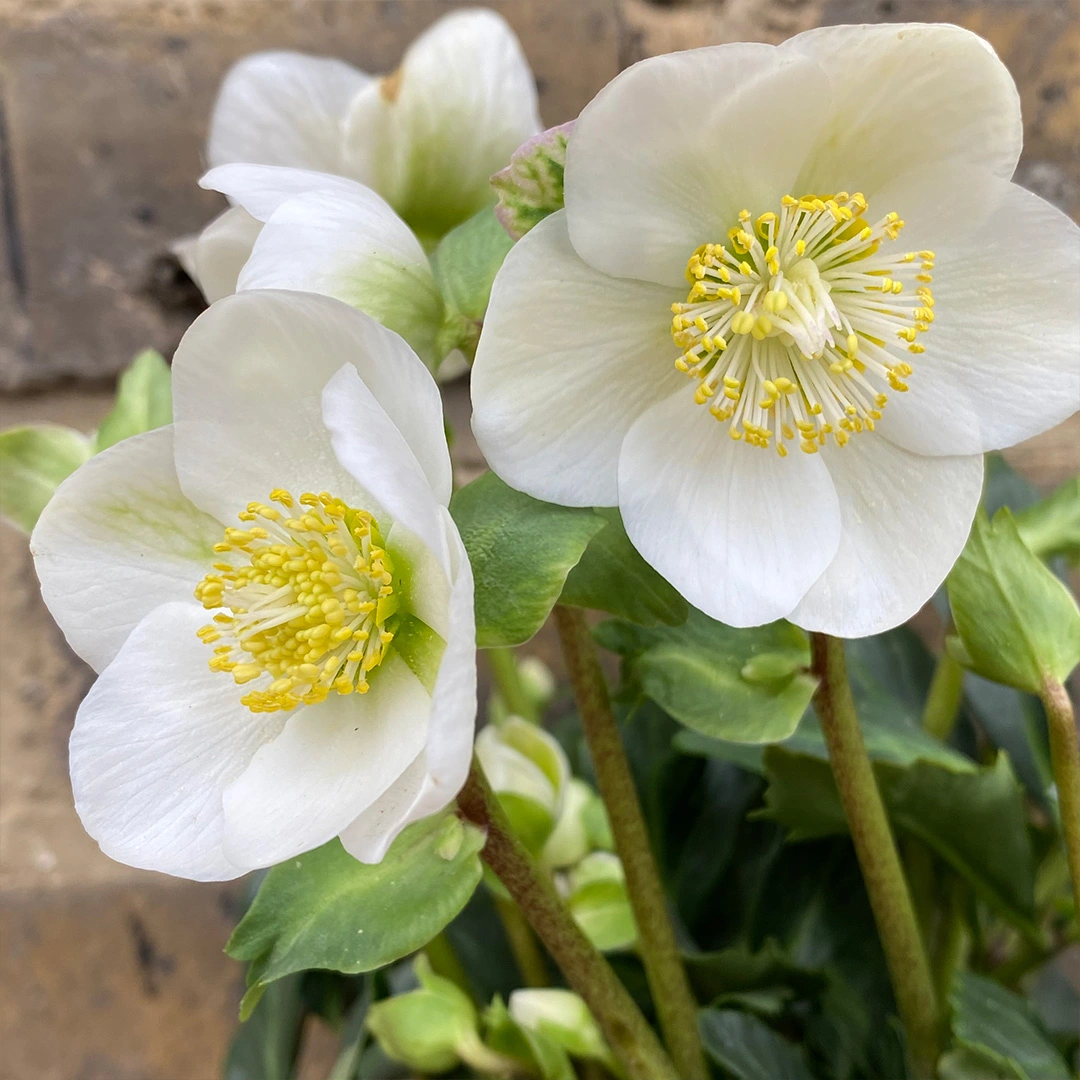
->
[[552, 605, 708, 1080], [1039, 677, 1080, 912], [810, 633, 941, 1079], [488, 647, 539, 723], [458, 759, 679, 1080], [494, 894, 550, 987], [922, 649, 965, 741], [424, 931, 472, 997]]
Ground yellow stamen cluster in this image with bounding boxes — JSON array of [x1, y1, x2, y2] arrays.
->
[[194, 490, 398, 713], [670, 192, 935, 455]]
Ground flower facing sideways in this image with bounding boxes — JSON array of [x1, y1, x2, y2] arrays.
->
[[31, 291, 476, 880], [178, 7, 539, 287], [471, 23, 1080, 637]]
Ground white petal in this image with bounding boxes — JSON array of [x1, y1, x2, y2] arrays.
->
[[191, 206, 262, 304], [237, 186, 444, 365], [321, 363, 450, 572], [171, 291, 452, 524], [618, 387, 841, 626], [69, 602, 283, 881], [30, 427, 222, 672], [785, 23, 1021, 197], [471, 211, 681, 508], [791, 440, 984, 637], [221, 653, 430, 868], [200, 163, 366, 223], [873, 175, 1080, 456], [564, 43, 831, 285], [207, 51, 370, 173], [342, 9, 540, 242], [340, 513, 476, 863]]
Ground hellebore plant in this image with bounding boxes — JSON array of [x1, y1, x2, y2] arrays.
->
[[8, 13, 1080, 1080]]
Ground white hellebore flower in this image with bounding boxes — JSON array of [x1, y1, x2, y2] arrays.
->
[[472, 24, 1080, 637], [30, 290, 476, 880], [179, 8, 539, 288]]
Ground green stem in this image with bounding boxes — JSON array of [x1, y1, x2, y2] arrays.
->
[[933, 877, 969, 1010], [1039, 677, 1080, 915], [458, 759, 679, 1080], [494, 894, 550, 988], [488, 647, 539, 723], [811, 633, 941, 1079], [553, 605, 708, 1080], [922, 650, 965, 741]]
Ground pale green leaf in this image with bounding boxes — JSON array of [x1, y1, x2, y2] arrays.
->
[[950, 971, 1070, 1080], [595, 609, 816, 744], [560, 508, 688, 627], [449, 472, 605, 647], [0, 424, 93, 533], [95, 348, 172, 452], [227, 814, 485, 1016], [948, 508, 1080, 693]]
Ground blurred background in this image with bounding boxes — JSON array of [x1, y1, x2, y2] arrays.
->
[[0, 0, 1076, 1077]]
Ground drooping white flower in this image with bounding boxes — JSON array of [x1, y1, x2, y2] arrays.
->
[[189, 165, 447, 367], [205, 9, 540, 247], [30, 290, 476, 880], [471, 24, 1080, 637]]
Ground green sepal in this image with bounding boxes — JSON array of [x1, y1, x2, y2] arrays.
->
[[1013, 474, 1080, 563]]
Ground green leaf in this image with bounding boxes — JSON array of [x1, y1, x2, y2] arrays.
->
[[0, 424, 93, 533], [760, 751, 1037, 932], [450, 472, 605, 647], [227, 814, 485, 1014], [490, 122, 572, 240], [950, 971, 1071, 1080], [699, 1009, 815, 1080], [560, 508, 688, 627], [948, 508, 1080, 694], [677, 674, 975, 776], [596, 609, 816, 744], [939, 1047, 1024, 1080], [431, 207, 514, 361], [1013, 475, 1080, 563], [683, 940, 824, 1005], [222, 974, 305, 1080], [94, 348, 172, 452]]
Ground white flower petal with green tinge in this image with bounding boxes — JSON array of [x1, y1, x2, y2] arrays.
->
[[189, 205, 262, 304], [340, 514, 476, 863], [172, 291, 452, 525], [471, 212, 681, 508], [618, 387, 842, 627], [70, 602, 284, 881], [564, 43, 831, 286], [785, 23, 1022, 198], [200, 163, 366, 224], [222, 652, 430, 869], [872, 175, 1080, 457], [791, 439, 984, 637], [321, 363, 450, 573], [208, 51, 371, 174], [342, 9, 540, 242], [237, 187, 444, 365], [31, 426, 223, 673]]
